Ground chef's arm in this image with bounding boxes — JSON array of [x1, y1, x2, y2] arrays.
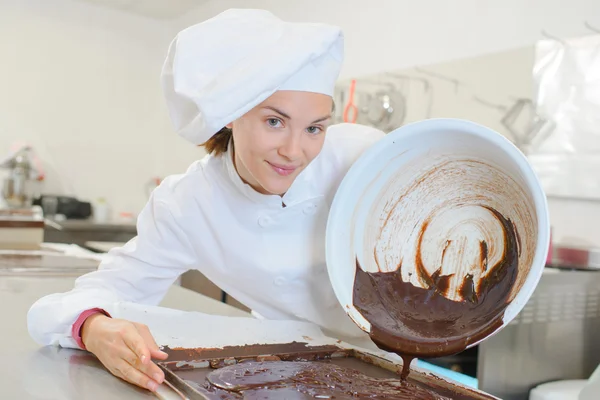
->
[[27, 189, 196, 349]]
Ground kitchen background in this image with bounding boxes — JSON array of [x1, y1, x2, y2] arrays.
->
[[2, 1, 600, 398], [2, 0, 599, 248]]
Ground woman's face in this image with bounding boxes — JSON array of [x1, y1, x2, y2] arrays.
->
[[230, 90, 333, 196]]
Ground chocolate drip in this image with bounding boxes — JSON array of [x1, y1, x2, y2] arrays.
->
[[459, 274, 477, 304], [399, 355, 414, 380], [480, 240, 488, 271]]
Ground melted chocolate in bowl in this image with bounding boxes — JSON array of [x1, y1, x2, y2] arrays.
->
[[351, 156, 537, 377]]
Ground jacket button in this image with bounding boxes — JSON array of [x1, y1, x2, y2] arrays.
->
[[303, 203, 318, 215], [258, 215, 273, 227], [274, 276, 286, 286]]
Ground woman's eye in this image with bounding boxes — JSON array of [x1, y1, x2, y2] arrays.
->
[[306, 126, 322, 135], [267, 118, 282, 128]]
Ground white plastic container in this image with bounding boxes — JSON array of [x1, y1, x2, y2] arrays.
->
[[93, 198, 110, 223]]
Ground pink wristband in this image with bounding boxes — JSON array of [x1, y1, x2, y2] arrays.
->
[[72, 308, 111, 350]]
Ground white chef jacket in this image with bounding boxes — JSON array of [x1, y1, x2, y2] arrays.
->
[[27, 123, 385, 348]]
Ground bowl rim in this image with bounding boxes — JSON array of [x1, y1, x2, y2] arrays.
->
[[325, 117, 550, 347]]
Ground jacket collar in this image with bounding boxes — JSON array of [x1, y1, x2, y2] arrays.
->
[[222, 142, 322, 208]]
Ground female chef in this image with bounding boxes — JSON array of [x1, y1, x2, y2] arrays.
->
[[28, 9, 385, 393]]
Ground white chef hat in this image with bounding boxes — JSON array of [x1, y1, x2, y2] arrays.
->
[[161, 9, 344, 144]]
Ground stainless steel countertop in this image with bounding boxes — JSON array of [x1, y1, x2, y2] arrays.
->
[[0, 275, 248, 399], [47, 219, 137, 233]]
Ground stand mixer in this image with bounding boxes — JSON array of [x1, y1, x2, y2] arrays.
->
[[0, 146, 40, 209]]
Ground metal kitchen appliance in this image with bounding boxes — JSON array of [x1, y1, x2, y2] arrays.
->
[[472, 96, 554, 154], [477, 270, 600, 399], [335, 77, 409, 131], [355, 80, 407, 131], [500, 98, 555, 154], [0, 146, 40, 208]]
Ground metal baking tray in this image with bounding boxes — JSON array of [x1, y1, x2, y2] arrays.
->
[[157, 342, 498, 399]]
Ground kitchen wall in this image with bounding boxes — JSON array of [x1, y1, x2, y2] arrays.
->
[[174, 0, 600, 80], [337, 46, 600, 247], [1, 0, 599, 247], [335, 46, 535, 135], [0, 0, 202, 218], [174, 0, 600, 246]]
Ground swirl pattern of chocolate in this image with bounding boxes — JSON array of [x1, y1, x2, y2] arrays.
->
[[188, 361, 454, 399], [351, 156, 536, 379]]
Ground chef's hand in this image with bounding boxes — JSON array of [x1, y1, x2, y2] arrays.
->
[[81, 314, 168, 392]]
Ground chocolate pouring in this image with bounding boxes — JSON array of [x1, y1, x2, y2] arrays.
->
[[350, 155, 537, 378], [354, 206, 519, 377], [325, 120, 548, 389]]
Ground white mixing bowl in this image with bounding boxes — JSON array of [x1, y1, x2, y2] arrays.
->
[[326, 118, 550, 351]]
